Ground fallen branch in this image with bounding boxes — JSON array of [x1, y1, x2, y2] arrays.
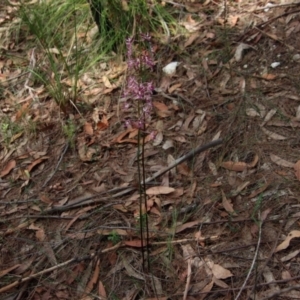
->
[[43, 139, 223, 214]]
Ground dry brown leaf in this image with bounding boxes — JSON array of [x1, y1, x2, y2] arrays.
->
[[212, 264, 233, 279], [261, 127, 287, 140], [169, 188, 184, 199], [15, 102, 29, 120], [248, 179, 272, 199], [197, 119, 207, 135], [124, 240, 147, 247], [98, 281, 107, 298], [174, 220, 200, 234], [102, 75, 114, 88], [113, 128, 138, 144], [183, 114, 195, 130], [84, 259, 100, 295], [261, 73, 277, 80], [181, 244, 196, 259], [282, 270, 292, 280], [180, 14, 202, 32], [234, 43, 251, 61], [294, 160, 300, 181], [208, 161, 217, 176], [270, 154, 295, 168], [212, 131, 221, 141], [228, 15, 239, 27], [260, 208, 272, 222], [153, 101, 168, 111], [281, 250, 300, 262], [173, 135, 187, 143], [96, 115, 109, 131], [153, 131, 163, 146], [221, 161, 247, 172], [221, 190, 236, 215], [27, 156, 48, 173], [200, 281, 214, 297], [39, 194, 53, 204], [0, 264, 21, 278], [168, 82, 182, 94], [177, 162, 191, 176], [78, 144, 97, 161], [84, 122, 93, 135], [162, 139, 174, 150], [213, 277, 229, 288], [146, 186, 175, 195], [10, 131, 23, 143], [261, 108, 277, 126], [184, 31, 201, 48], [246, 108, 260, 117], [29, 224, 45, 242], [0, 159, 16, 177], [275, 230, 300, 252]]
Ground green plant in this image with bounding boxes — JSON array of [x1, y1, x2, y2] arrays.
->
[[63, 119, 77, 148], [18, 0, 91, 108], [17, 0, 174, 112], [0, 116, 23, 147], [251, 193, 264, 223], [107, 230, 121, 245]]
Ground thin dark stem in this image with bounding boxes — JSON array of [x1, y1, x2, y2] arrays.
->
[[141, 112, 150, 272], [137, 107, 145, 270]]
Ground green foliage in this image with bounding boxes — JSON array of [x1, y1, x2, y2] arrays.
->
[[17, 0, 173, 111], [63, 119, 76, 148], [251, 193, 264, 223], [107, 230, 121, 245], [18, 0, 91, 106], [0, 116, 22, 147]]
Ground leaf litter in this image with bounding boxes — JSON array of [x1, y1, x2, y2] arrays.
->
[[1, 0, 300, 299]]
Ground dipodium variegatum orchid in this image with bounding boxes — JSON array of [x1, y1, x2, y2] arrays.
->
[[122, 33, 156, 271], [123, 33, 155, 133]]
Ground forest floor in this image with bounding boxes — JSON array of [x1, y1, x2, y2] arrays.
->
[[1, 0, 300, 299]]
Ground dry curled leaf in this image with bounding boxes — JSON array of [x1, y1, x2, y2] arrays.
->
[[146, 186, 175, 195], [261, 127, 287, 140], [212, 264, 233, 279], [246, 108, 260, 117], [0, 160, 16, 178], [174, 220, 200, 234], [275, 230, 300, 252], [84, 122, 93, 135], [221, 190, 236, 215], [270, 154, 295, 168], [124, 240, 146, 247], [247, 153, 259, 168], [221, 161, 247, 172], [261, 108, 277, 126]]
